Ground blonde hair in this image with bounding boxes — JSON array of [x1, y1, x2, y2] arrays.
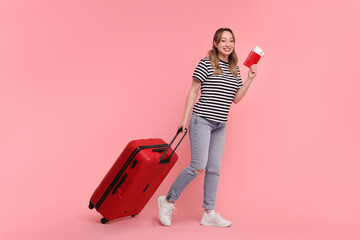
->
[[208, 28, 238, 77]]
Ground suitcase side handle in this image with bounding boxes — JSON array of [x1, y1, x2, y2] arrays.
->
[[152, 147, 168, 152], [159, 128, 188, 164]]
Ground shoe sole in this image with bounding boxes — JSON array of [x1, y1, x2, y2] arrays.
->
[[158, 197, 170, 227], [157, 197, 162, 210], [200, 220, 232, 227]]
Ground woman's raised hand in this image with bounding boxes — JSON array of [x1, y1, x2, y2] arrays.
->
[[248, 64, 258, 81]]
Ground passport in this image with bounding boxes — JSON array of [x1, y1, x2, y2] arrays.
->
[[243, 46, 265, 68]]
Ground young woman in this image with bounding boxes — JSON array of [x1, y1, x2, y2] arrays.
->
[[158, 28, 258, 227]]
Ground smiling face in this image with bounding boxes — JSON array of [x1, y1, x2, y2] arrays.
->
[[214, 31, 235, 62]]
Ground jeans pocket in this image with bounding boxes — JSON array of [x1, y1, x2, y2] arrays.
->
[[190, 114, 198, 125]]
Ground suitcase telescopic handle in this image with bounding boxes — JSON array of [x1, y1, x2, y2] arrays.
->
[[159, 128, 188, 164]]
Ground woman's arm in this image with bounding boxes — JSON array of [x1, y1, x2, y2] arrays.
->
[[233, 64, 258, 104], [178, 78, 201, 131]]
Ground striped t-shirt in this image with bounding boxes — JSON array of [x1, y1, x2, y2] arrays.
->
[[192, 57, 243, 122]]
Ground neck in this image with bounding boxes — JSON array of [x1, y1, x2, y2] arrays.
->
[[218, 54, 229, 63]]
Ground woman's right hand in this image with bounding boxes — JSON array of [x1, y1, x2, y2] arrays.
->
[[178, 119, 187, 133]]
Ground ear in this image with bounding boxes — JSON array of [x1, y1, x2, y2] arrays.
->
[[213, 41, 217, 48]]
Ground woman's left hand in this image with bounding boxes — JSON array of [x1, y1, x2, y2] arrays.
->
[[248, 64, 258, 81]]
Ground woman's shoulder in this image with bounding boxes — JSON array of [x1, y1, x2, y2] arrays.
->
[[195, 57, 211, 69], [199, 56, 210, 63]]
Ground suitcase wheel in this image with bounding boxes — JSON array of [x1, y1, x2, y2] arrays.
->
[[131, 215, 136, 217], [101, 218, 109, 224], [88, 201, 94, 210]]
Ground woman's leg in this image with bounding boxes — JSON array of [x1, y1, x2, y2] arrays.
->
[[166, 114, 212, 203], [199, 122, 231, 227], [202, 122, 226, 210]]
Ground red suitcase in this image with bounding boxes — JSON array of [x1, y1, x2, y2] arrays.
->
[[89, 128, 187, 224]]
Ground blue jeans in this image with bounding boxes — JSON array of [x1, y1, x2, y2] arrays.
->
[[167, 114, 226, 210]]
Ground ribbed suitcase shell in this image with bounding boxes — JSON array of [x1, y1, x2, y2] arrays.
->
[[89, 138, 179, 223]]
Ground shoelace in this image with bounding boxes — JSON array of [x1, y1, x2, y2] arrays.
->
[[164, 205, 177, 217], [212, 213, 222, 224]]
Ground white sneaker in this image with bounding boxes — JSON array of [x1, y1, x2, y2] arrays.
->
[[200, 210, 232, 227], [157, 196, 175, 226]]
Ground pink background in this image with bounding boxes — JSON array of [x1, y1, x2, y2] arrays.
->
[[1, 0, 359, 239]]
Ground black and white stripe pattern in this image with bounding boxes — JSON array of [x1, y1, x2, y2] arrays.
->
[[192, 57, 243, 123]]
